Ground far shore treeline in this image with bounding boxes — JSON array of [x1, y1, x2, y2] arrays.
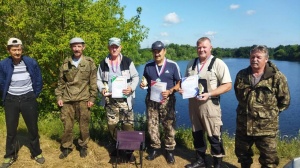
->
[[0, 0, 299, 115], [137, 44, 300, 64]]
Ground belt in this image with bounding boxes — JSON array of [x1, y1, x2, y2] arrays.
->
[[113, 98, 127, 102]]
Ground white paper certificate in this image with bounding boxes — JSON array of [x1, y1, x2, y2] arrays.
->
[[150, 81, 167, 103], [181, 75, 198, 99], [111, 76, 127, 98]]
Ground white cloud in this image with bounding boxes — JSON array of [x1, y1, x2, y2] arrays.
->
[[160, 32, 169, 37], [204, 31, 217, 37], [246, 10, 256, 15], [163, 40, 171, 45], [230, 4, 240, 10], [164, 12, 181, 24]]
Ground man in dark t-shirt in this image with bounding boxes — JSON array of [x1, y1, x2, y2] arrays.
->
[[140, 41, 181, 164]]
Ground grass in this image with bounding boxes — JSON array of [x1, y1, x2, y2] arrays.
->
[[0, 108, 299, 168]]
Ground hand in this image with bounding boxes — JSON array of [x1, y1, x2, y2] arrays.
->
[[178, 88, 183, 95], [123, 86, 132, 95], [162, 90, 172, 99], [87, 101, 94, 108], [140, 82, 146, 89], [102, 89, 111, 96], [57, 100, 64, 107], [196, 92, 210, 101]]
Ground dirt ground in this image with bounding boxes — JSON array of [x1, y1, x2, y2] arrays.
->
[[0, 132, 291, 168]]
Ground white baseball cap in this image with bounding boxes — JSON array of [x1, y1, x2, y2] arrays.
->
[[109, 37, 121, 46], [69, 37, 85, 44], [7, 38, 22, 45]]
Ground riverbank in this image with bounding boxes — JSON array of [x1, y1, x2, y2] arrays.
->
[[0, 111, 298, 167]]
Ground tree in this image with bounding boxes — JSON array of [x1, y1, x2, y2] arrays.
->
[[0, 0, 149, 113]]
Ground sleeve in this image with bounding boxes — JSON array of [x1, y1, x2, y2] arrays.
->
[[174, 63, 181, 81], [276, 72, 290, 112], [96, 63, 104, 92], [34, 60, 43, 97], [88, 60, 98, 103], [216, 59, 232, 84], [129, 61, 139, 92], [55, 65, 65, 101]]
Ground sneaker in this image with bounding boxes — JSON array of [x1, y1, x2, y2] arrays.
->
[[1, 157, 17, 168], [80, 148, 87, 158], [32, 154, 45, 164], [59, 149, 72, 159]]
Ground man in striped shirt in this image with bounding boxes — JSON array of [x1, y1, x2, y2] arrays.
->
[[0, 38, 44, 168]]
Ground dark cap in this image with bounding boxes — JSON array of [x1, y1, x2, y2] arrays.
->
[[151, 41, 165, 50]]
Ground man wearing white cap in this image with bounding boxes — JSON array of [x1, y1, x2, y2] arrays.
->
[[55, 37, 97, 159], [97, 37, 139, 162], [0, 38, 45, 167]]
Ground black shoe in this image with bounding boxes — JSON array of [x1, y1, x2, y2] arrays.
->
[[213, 157, 222, 168], [241, 163, 251, 168], [185, 159, 206, 168], [165, 150, 175, 164], [59, 149, 72, 159], [126, 153, 136, 163], [145, 149, 159, 161], [80, 148, 87, 158]]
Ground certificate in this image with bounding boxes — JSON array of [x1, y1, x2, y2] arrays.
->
[[111, 76, 127, 98], [181, 75, 198, 99], [150, 80, 167, 103]]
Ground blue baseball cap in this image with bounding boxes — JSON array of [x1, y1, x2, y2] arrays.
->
[[151, 41, 165, 50]]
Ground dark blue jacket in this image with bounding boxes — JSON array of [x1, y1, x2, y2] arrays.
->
[[0, 56, 43, 102]]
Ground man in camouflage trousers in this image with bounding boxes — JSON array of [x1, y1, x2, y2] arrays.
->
[[55, 37, 97, 159], [140, 41, 181, 164], [234, 45, 290, 168], [97, 37, 139, 162]]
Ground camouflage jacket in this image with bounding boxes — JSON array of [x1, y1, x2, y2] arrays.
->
[[234, 61, 290, 136], [55, 55, 97, 103]]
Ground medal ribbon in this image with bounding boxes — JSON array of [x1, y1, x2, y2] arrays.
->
[[197, 56, 211, 74], [110, 56, 119, 73], [155, 58, 167, 78]]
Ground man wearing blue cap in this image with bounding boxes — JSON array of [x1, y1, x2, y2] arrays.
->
[[55, 37, 97, 159], [0, 38, 45, 167], [140, 41, 181, 164], [97, 37, 139, 162]]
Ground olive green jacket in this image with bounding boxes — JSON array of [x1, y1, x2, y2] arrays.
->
[[55, 55, 98, 103], [234, 61, 290, 136]]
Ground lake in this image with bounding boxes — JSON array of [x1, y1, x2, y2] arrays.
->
[[133, 58, 300, 137]]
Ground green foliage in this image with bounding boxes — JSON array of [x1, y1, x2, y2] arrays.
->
[[138, 44, 300, 64], [0, 0, 148, 113]]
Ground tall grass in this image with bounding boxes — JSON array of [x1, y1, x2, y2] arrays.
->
[[0, 107, 300, 160]]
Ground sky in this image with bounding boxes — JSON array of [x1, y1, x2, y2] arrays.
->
[[119, 0, 300, 49]]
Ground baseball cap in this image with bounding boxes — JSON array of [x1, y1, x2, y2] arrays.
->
[[151, 41, 165, 50], [7, 38, 22, 46], [109, 37, 121, 46], [70, 37, 85, 44]]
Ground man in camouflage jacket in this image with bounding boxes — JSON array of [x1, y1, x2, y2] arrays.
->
[[55, 37, 97, 159], [234, 45, 290, 168]]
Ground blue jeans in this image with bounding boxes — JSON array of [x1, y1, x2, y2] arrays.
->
[[4, 91, 42, 158]]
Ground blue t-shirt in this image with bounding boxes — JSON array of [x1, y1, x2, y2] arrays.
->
[[143, 59, 181, 92]]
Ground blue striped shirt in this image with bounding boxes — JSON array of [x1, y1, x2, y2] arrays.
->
[[8, 61, 33, 95]]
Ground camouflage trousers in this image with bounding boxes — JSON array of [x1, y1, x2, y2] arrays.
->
[[60, 101, 91, 149], [105, 97, 134, 140], [146, 93, 176, 150], [235, 131, 279, 167]]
